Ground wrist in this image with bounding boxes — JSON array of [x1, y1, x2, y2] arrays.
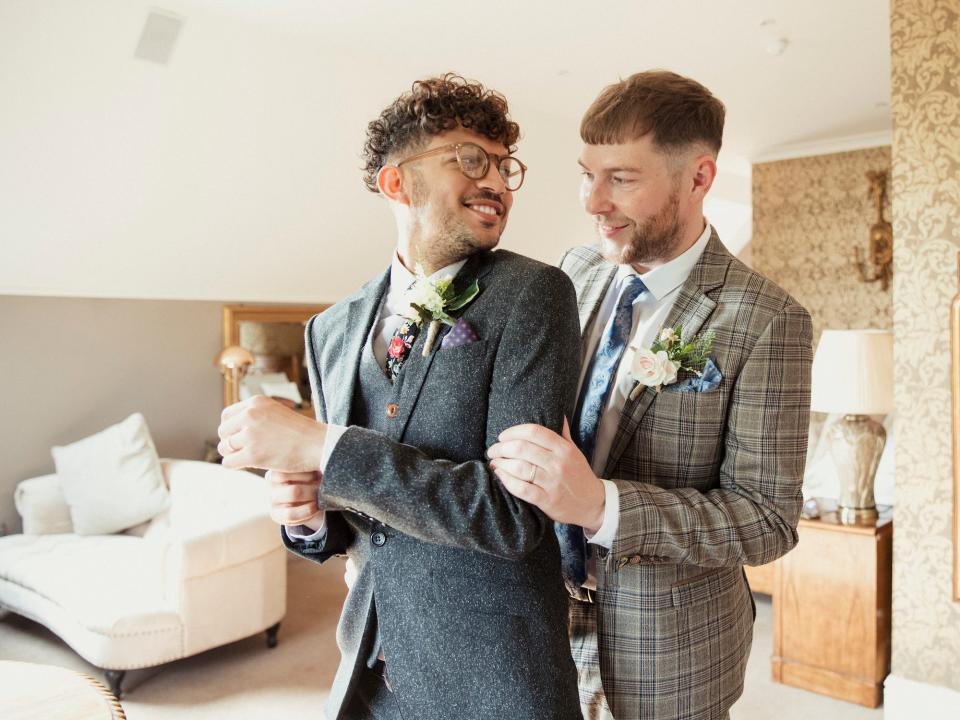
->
[[583, 478, 606, 535], [310, 421, 328, 470]]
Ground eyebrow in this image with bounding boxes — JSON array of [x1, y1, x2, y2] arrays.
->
[[577, 159, 642, 174]]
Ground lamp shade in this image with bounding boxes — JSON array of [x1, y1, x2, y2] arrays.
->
[[214, 345, 255, 372], [810, 329, 894, 415]]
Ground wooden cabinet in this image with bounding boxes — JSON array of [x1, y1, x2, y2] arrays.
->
[[770, 509, 893, 707]]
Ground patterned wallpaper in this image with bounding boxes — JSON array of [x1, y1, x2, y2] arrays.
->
[[752, 147, 893, 349], [889, 0, 960, 690]]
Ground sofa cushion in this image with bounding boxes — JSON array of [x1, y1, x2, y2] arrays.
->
[[52, 413, 170, 535]]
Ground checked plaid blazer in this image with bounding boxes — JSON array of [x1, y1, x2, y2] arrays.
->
[[563, 231, 813, 720]]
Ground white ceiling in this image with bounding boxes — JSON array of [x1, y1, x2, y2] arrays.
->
[[188, 0, 893, 165], [0, 0, 893, 300]]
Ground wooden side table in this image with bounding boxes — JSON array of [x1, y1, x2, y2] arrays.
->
[[0, 661, 126, 719], [771, 505, 893, 707]]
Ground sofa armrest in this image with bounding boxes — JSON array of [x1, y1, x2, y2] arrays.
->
[[164, 514, 281, 583], [14, 474, 74, 535]]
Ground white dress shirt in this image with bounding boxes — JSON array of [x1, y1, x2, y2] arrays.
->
[[286, 253, 467, 541], [580, 223, 712, 588]]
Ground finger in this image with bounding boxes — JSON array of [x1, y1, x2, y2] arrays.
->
[[496, 423, 564, 451], [494, 468, 548, 507], [488, 458, 540, 484], [220, 400, 250, 422], [218, 410, 248, 439], [487, 439, 553, 469], [271, 483, 319, 505], [267, 470, 320, 485], [270, 504, 321, 526]]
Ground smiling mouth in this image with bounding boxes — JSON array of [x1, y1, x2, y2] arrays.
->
[[464, 201, 503, 218], [599, 223, 629, 235]]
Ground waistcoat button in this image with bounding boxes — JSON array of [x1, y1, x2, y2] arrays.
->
[[385, 403, 399, 418]]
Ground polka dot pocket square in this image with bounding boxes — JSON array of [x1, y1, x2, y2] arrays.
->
[[440, 317, 479, 350]]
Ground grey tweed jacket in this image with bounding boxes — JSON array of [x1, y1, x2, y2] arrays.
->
[[284, 249, 582, 720], [564, 232, 813, 720]]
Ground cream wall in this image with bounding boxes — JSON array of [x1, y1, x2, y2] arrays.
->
[[0, 0, 594, 303], [0, 296, 223, 536], [887, 0, 960, 706]]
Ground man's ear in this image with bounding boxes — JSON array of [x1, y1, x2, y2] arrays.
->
[[377, 165, 409, 204], [690, 155, 717, 199]]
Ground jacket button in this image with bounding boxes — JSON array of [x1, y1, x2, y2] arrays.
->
[[371, 531, 386, 547], [385, 403, 399, 418]]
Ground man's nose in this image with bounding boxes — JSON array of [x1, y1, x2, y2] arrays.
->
[[477, 162, 508, 194], [583, 182, 611, 216]]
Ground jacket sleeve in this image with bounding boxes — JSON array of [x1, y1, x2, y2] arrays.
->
[[282, 313, 354, 565], [608, 303, 813, 569], [316, 267, 581, 560]]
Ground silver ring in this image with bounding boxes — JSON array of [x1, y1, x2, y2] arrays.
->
[[529, 464, 537, 483]]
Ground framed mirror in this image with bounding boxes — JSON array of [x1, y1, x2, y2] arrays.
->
[[221, 304, 329, 415]]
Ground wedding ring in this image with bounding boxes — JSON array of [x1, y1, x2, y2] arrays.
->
[[226, 435, 239, 453], [529, 464, 537, 483]]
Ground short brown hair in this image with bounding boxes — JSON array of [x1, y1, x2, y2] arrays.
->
[[361, 73, 520, 193], [580, 70, 725, 155]]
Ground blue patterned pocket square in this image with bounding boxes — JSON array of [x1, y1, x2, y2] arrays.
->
[[440, 317, 478, 350], [673, 358, 722, 393]]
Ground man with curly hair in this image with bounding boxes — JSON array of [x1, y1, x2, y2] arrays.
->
[[218, 74, 582, 719]]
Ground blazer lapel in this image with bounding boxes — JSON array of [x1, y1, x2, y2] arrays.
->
[[326, 269, 390, 426], [393, 251, 495, 439], [574, 263, 616, 341], [601, 231, 730, 477]]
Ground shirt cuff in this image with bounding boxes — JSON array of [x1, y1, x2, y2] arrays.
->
[[584, 479, 619, 549], [321, 424, 348, 472], [284, 515, 327, 541]]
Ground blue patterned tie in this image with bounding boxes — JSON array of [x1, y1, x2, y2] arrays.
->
[[555, 274, 647, 589]]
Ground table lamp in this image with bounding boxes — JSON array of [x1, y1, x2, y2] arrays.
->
[[810, 329, 894, 523], [214, 345, 255, 405]]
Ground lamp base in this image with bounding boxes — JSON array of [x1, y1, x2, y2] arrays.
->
[[839, 506, 880, 526], [825, 414, 886, 525]]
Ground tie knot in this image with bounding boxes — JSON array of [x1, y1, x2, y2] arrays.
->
[[619, 275, 647, 308]]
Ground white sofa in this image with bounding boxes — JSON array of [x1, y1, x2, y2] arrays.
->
[[0, 459, 286, 697]]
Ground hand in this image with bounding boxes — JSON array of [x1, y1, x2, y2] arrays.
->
[[266, 469, 323, 526], [487, 418, 606, 533], [218, 396, 327, 472]]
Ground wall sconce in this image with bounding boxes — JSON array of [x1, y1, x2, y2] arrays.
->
[[854, 170, 893, 291]]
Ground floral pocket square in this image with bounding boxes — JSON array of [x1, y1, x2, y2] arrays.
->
[[673, 358, 722, 393], [440, 317, 479, 350]]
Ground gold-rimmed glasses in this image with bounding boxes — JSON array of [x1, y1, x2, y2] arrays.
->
[[396, 142, 527, 191]]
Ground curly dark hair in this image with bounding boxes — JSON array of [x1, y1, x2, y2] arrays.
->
[[361, 73, 520, 193]]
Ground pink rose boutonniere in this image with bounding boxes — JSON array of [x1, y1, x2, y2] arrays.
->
[[628, 324, 715, 400]]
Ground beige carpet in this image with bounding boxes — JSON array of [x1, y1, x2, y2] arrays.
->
[[1, 557, 883, 719]]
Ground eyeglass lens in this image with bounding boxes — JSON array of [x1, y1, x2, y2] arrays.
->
[[457, 144, 524, 191]]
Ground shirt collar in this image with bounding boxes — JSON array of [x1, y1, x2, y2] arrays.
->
[[615, 221, 713, 302], [385, 252, 469, 313]]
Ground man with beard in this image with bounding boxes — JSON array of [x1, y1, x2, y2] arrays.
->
[[487, 70, 813, 719], [217, 74, 581, 719]]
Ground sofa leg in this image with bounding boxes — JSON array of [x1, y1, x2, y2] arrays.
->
[[266, 621, 281, 648], [104, 669, 126, 699]]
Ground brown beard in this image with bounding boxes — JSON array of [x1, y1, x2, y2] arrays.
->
[[603, 186, 683, 267], [409, 175, 502, 268]]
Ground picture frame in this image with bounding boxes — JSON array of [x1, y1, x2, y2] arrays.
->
[[220, 303, 329, 411]]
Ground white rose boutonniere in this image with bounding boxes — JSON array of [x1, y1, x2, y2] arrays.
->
[[403, 263, 480, 355], [628, 323, 715, 399]]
